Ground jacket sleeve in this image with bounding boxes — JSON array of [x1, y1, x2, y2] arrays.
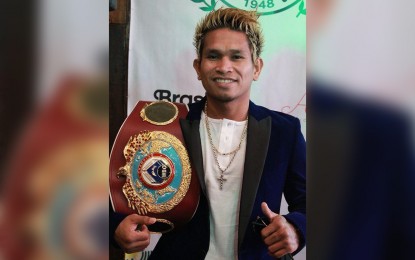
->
[[282, 118, 306, 255], [109, 200, 127, 249]]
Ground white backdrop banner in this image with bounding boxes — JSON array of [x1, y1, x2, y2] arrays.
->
[[127, 1, 306, 259], [128, 0, 306, 133]]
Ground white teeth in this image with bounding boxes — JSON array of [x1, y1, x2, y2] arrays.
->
[[214, 79, 234, 83]]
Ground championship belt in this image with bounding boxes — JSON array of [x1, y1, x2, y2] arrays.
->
[[110, 100, 200, 233]]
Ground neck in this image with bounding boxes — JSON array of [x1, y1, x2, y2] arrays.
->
[[205, 98, 249, 121]]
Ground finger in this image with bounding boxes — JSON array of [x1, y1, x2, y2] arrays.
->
[[261, 216, 288, 241], [261, 224, 275, 239], [263, 230, 283, 246], [261, 202, 277, 221], [135, 223, 151, 233], [124, 237, 151, 254], [123, 226, 150, 244], [128, 214, 157, 226], [264, 220, 297, 245], [261, 216, 284, 238], [268, 240, 297, 258], [266, 234, 298, 256], [128, 227, 152, 252], [135, 217, 157, 233], [268, 248, 291, 259], [117, 234, 149, 253], [267, 239, 287, 253], [142, 216, 157, 225], [125, 234, 150, 247]]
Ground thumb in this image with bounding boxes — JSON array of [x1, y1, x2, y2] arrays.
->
[[261, 202, 277, 221]]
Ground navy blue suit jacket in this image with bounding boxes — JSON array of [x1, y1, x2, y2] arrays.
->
[[150, 98, 306, 259]]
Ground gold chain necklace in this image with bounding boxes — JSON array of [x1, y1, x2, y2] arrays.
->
[[204, 101, 248, 190]]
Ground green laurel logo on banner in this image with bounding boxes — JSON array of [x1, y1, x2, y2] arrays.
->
[[191, 0, 306, 17]]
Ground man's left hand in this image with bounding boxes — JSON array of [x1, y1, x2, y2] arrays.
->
[[260, 202, 299, 258]]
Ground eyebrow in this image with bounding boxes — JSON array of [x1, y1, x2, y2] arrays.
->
[[204, 48, 245, 54]]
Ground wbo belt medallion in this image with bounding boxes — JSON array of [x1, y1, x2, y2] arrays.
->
[[110, 101, 200, 233], [118, 131, 191, 215]]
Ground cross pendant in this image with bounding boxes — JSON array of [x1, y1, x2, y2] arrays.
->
[[218, 174, 227, 190]]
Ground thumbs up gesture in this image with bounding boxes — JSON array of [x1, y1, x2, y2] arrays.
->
[[261, 202, 299, 258]]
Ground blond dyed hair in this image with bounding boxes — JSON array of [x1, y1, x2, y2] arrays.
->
[[193, 8, 264, 62]]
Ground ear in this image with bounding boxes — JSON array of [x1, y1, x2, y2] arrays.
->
[[193, 59, 201, 80], [253, 58, 263, 81]]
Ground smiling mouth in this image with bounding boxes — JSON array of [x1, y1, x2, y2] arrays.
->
[[213, 78, 236, 83]]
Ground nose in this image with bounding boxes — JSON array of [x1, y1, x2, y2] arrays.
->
[[215, 57, 233, 74]]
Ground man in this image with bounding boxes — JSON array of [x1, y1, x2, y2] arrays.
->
[[112, 8, 306, 259]]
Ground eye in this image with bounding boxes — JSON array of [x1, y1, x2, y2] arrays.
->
[[232, 55, 243, 60], [206, 53, 219, 60]]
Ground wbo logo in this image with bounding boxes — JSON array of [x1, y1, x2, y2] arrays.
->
[[191, 0, 306, 17], [140, 152, 175, 189]]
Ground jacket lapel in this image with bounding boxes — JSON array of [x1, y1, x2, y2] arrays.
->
[[180, 118, 207, 194], [180, 99, 272, 249], [238, 113, 271, 249]]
